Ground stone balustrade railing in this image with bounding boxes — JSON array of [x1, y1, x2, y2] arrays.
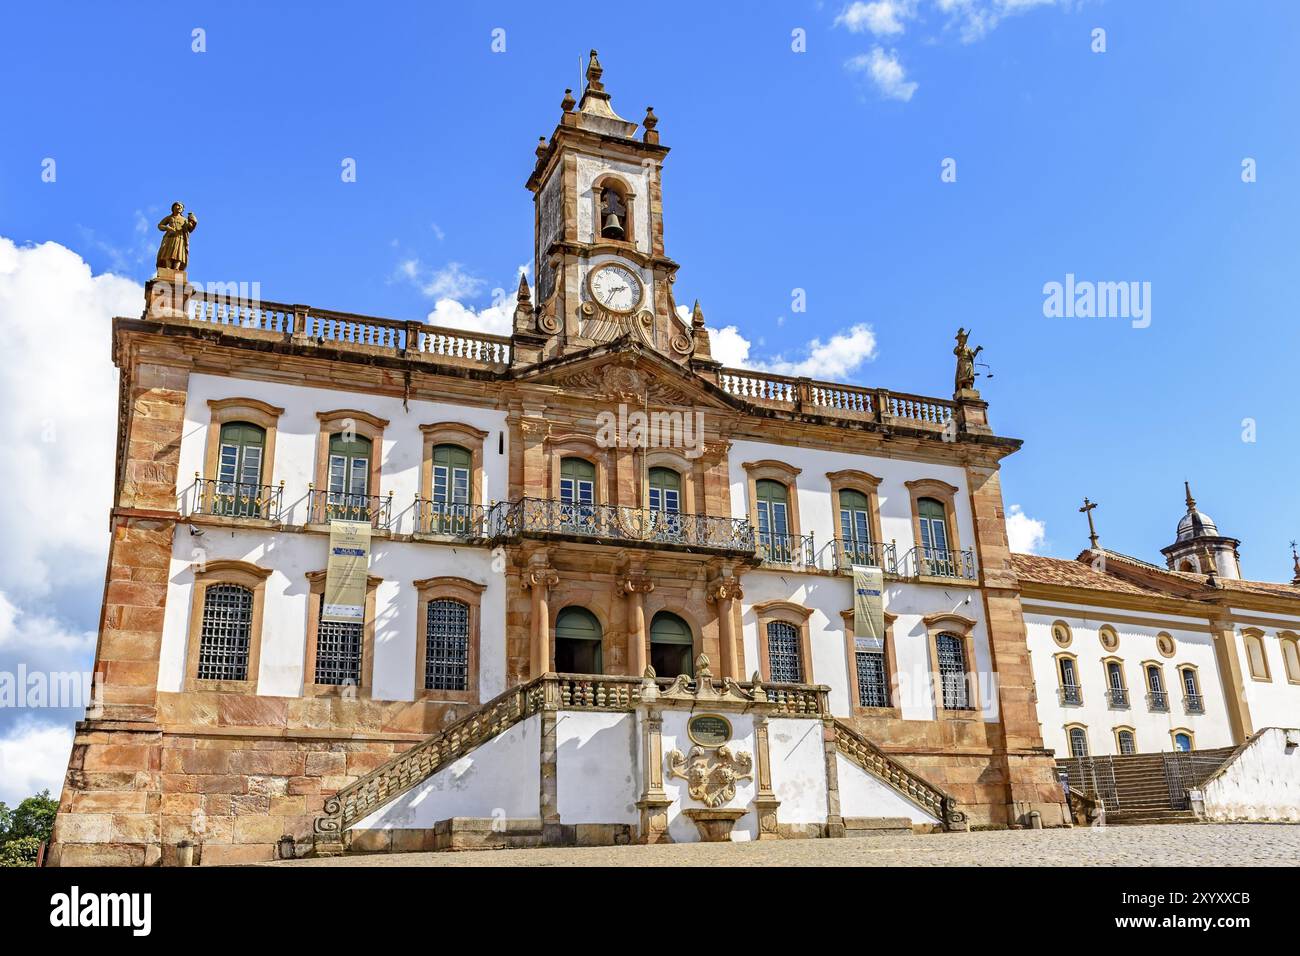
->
[[182, 290, 511, 369], [718, 367, 956, 432], [833, 719, 966, 830]]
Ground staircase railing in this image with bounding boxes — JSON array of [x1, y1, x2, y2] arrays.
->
[[833, 719, 967, 830]]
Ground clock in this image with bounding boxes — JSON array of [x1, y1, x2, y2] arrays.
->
[[587, 262, 644, 314]]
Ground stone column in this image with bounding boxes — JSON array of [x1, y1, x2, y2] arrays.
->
[[820, 717, 846, 838], [635, 707, 672, 843], [1209, 615, 1254, 744], [622, 571, 654, 676], [707, 573, 743, 680], [523, 566, 559, 678], [752, 713, 782, 840]]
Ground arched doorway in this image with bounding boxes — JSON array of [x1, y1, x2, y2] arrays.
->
[[649, 612, 693, 678], [554, 607, 602, 674]]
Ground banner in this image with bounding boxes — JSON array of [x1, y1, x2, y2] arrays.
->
[[852, 565, 885, 649], [323, 519, 371, 622]]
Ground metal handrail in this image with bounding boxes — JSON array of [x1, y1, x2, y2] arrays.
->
[[492, 498, 754, 553], [192, 476, 284, 522], [895, 546, 978, 581], [414, 499, 494, 538], [1106, 687, 1130, 709], [306, 488, 393, 530], [1147, 691, 1170, 712], [1183, 693, 1205, 715], [756, 531, 816, 568], [1059, 684, 1083, 706]]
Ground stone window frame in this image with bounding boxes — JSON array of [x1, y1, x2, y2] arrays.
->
[[302, 569, 382, 699], [1097, 624, 1120, 653], [1240, 627, 1272, 682], [545, 433, 611, 506], [202, 397, 285, 488], [753, 600, 814, 685], [1141, 659, 1168, 700], [313, 409, 389, 521], [1064, 722, 1090, 758], [1100, 654, 1130, 708], [414, 576, 485, 704], [839, 608, 900, 718], [1051, 619, 1073, 649], [184, 559, 272, 694], [742, 459, 803, 542], [1053, 651, 1083, 704], [1170, 727, 1197, 751], [1113, 725, 1138, 755], [1177, 663, 1203, 704], [1278, 631, 1300, 685], [904, 479, 964, 571], [590, 172, 638, 249], [645, 606, 702, 678], [827, 469, 884, 562], [419, 421, 489, 510], [1155, 631, 1177, 658], [922, 611, 980, 717], [642, 449, 700, 515]]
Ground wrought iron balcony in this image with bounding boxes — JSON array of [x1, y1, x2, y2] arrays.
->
[[1058, 683, 1083, 706], [1183, 693, 1205, 715], [895, 546, 978, 581], [827, 538, 899, 575], [491, 498, 754, 554], [306, 489, 393, 530], [193, 477, 284, 522], [414, 499, 494, 539], [1106, 687, 1130, 709], [756, 532, 816, 568], [1147, 691, 1169, 712]]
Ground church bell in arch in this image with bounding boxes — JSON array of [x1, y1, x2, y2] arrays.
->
[[601, 211, 625, 240]]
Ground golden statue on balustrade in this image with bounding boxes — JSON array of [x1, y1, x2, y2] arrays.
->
[[156, 202, 197, 273]]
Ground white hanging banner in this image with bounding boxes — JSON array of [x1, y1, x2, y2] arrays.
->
[[852, 565, 885, 649], [323, 519, 371, 622]]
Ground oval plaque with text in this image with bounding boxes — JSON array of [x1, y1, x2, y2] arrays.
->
[[687, 713, 732, 748]]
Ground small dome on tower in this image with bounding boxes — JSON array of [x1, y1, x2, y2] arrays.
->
[[1175, 482, 1218, 541]]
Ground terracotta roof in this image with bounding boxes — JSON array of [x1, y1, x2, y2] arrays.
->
[[1010, 554, 1166, 596]]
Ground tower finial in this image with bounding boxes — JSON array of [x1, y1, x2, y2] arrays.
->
[[1202, 546, 1220, 588], [691, 299, 705, 328], [1184, 480, 1196, 512], [1079, 497, 1100, 550], [1291, 540, 1300, 585], [516, 271, 531, 303], [586, 49, 604, 92], [560, 88, 575, 112]]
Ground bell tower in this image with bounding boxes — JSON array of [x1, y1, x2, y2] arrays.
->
[[514, 51, 709, 369]]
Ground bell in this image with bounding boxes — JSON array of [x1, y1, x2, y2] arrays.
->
[[602, 212, 625, 240]]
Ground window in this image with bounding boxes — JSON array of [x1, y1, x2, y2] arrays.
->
[[649, 612, 693, 678], [428, 443, 472, 533], [1145, 663, 1168, 711], [555, 607, 603, 674], [214, 422, 266, 517], [1242, 629, 1271, 681], [1098, 625, 1120, 652], [425, 599, 470, 691], [1058, 656, 1081, 705], [1067, 726, 1089, 758], [917, 497, 952, 575], [1156, 632, 1176, 658], [765, 621, 802, 683], [314, 409, 388, 527], [648, 467, 681, 514], [1180, 666, 1204, 714], [326, 432, 372, 520], [1051, 621, 1073, 648], [1116, 728, 1137, 755], [314, 595, 362, 687], [197, 584, 254, 681], [838, 489, 874, 565], [1280, 633, 1300, 684], [1105, 660, 1129, 708], [856, 649, 889, 708], [598, 183, 629, 240], [936, 632, 971, 710], [559, 457, 596, 530], [755, 479, 792, 562], [1172, 731, 1193, 752]]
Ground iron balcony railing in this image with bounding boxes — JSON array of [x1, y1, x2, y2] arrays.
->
[[1147, 691, 1170, 712], [193, 476, 284, 522], [894, 546, 978, 581], [1106, 687, 1130, 709], [492, 498, 755, 553], [414, 499, 494, 539], [1183, 693, 1205, 715], [1059, 683, 1083, 706], [827, 538, 898, 575], [306, 489, 393, 529], [756, 532, 817, 568]]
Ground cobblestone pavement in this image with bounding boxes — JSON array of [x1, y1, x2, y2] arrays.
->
[[272, 824, 1300, 867]]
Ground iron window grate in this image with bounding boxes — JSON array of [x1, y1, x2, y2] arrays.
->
[[197, 584, 253, 681], [856, 650, 889, 707], [315, 599, 362, 687], [425, 599, 469, 691], [936, 632, 971, 710], [766, 621, 802, 683]]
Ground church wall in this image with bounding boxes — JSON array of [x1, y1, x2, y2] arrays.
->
[[767, 717, 831, 824], [1226, 610, 1300, 731], [1024, 604, 1232, 756], [1200, 727, 1300, 822], [555, 711, 641, 825], [835, 754, 943, 825], [660, 710, 760, 841]]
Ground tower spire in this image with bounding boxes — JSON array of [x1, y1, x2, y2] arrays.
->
[[1184, 480, 1196, 512], [1079, 497, 1100, 551], [1291, 541, 1300, 585]]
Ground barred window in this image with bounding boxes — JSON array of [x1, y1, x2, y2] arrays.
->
[[425, 598, 470, 691], [314, 596, 362, 687], [766, 621, 802, 683], [856, 650, 889, 708], [936, 632, 971, 710], [1117, 729, 1136, 755], [1068, 727, 1089, 757], [197, 584, 253, 681]]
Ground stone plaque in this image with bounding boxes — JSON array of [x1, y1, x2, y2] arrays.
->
[[687, 713, 731, 748]]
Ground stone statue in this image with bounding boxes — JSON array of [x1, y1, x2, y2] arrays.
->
[[954, 327, 983, 392], [156, 202, 197, 273]]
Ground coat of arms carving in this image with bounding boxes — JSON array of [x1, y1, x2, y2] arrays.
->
[[666, 745, 754, 808]]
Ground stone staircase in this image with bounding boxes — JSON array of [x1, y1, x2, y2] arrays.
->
[[833, 719, 967, 831], [1058, 748, 1237, 825]]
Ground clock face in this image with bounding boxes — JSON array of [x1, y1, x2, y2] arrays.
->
[[588, 263, 643, 314]]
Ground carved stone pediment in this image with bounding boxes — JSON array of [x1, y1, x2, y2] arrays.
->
[[517, 347, 737, 413], [666, 745, 753, 808]]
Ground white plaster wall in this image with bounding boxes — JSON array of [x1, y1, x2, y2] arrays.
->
[[352, 715, 541, 829], [657, 710, 759, 842], [178, 373, 510, 535], [835, 754, 942, 825], [1024, 604, 1233, 757], [738, 571, 991, 722], [1201, 727, 1300, 822], [576, 154, 653, 252], [159, 528, 505, 702], [1228, 610, 1300, 731], [767, 717, 828, 823], [555, 710, 640, 824]]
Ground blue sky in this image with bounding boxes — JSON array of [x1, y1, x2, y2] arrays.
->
[[0, 1, 1297, 797]]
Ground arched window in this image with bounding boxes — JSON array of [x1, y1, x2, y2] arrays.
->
[[1243, 630, 1271, 681], [1280, 633, 1300, 684], [1067, 726, 1089, 758], [1057, 656, 1081, 704], [755, 480, 791, 562], [936, 632, 971, 710], [838, 489, 873, 565], [1173, 731, 1193, 752], [424, 599, 470, 691], [1145, 664, 1168, 711], [765, 620, 803, 683], [216, 422, 266, 517], [1179, 666, 1204, 714], [599, 183, 629, 240], [429, 443, 472, 533], [649, 612, 693, 678], [327, 432, 373, 521], [555, 607, 603, 674], [1116, 729, 1137, 755], [197, 584, 254, 681], [648, 467, 681, 514], [917, 497, 953, 575], [1105, 660, 1128, 708]]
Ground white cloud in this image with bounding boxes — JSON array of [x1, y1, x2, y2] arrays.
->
[[0, 721, 73, 805], [423, 263, 530, 337], [699, 315, 879, 382], [0, 592, 95, 656], [1006, 504, 1046, 554], [395, 259, 486, 300], [936, 0, 1062, 43], [835, 1, 917, 36], [847, 48, 919, 102]]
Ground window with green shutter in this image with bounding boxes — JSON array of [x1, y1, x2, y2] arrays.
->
[[216, 422, 266, 517], [327, 433, 372, 520], [649, 611, 693, 678]]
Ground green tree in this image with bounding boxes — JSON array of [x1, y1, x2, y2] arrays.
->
[[0, 790, 58, 866]]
